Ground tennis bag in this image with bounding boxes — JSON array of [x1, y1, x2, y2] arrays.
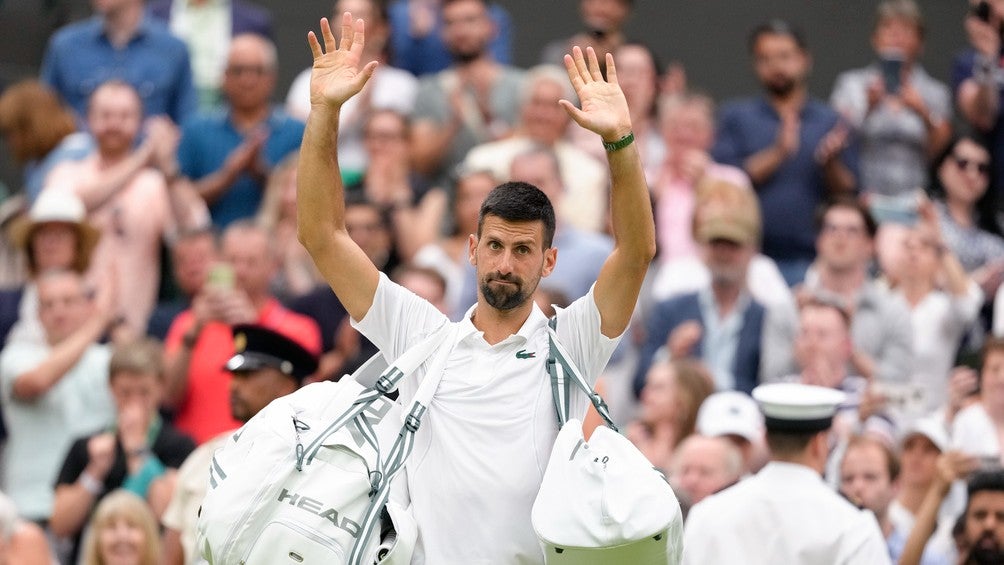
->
[[532, 319, 684, 564], [196, 323, 457, 565]]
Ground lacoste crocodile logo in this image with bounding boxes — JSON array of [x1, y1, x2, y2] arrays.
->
[[516, 349, 536, 359]]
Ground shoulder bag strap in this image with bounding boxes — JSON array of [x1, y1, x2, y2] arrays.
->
[[348, 323, 461, 565], [547, 315, 618, 432]]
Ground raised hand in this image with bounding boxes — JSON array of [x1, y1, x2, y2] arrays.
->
[[559, 46, 632, 142], [307, 13, 378, 110]]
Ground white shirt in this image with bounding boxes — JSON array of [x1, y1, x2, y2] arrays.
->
[[0, 341, 114, 521], [353, 273, 620, 564], [683, 462, 891, 565], [952, 403, 1001, 461]]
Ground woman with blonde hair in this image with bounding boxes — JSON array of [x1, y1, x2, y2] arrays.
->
[[80, 490, 160, 565]]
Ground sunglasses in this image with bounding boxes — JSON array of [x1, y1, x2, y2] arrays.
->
[[952, 155, 991, 175]]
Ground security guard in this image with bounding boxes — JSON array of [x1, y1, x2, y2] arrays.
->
[[683, 383, 891, 564]]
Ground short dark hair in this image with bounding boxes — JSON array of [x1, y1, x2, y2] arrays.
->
[[815, 196, 878, 239], [765, 430, 819, 458], [748, 19, 808, 54], [477, 181, 556, 248], [966, 470, 1004, 510]]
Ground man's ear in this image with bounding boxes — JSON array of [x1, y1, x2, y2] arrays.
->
[[469, 233, 478, 266], [542, 247, 557, 278]]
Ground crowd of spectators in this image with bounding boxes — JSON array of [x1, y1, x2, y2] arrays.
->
[[2, 0, 1004, 563]]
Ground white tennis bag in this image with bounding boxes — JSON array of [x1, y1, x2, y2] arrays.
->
[[196, 324, 458, 565], [532, 320, 684, 564]]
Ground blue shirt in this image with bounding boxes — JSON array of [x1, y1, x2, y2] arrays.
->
[[712, 97, 858, 263], [177, 109, 304, 227], [388, 0, 512, 76], [40, 16, 197, 124]]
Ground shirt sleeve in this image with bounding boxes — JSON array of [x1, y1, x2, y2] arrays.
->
[[555, 286, 622, 418], [351, 272, 451, 361], [170, 46, 198, 125], [55, 436, 90, 486]]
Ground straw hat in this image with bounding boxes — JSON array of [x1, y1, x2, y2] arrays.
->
[[8, 191, 100, 266]]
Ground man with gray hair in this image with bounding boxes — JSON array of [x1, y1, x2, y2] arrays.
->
[[176, 33, 305, 228], [669, 434, 743, 508]]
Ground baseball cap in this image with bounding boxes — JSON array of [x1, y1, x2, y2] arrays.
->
[[696, 391, 764, 443], [900, 416, 949, 453], [752, 383, 846, 433], [225, 325, 319, 383]]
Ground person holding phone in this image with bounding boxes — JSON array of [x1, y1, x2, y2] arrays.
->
[[830, 0, 951, 211]]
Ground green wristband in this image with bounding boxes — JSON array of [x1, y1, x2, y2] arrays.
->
[[602, 131, 635, 152]]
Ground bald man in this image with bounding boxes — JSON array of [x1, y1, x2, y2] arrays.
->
[[177, 33, 305, 228]]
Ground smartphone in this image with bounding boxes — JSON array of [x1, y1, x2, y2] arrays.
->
[[207, 263, 235, 290], [879, 54, 903, 95], [974, 0, 992, 23]]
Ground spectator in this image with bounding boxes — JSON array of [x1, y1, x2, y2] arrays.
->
[[3, 192, 100, 346], [40, 0, 196, 124], [791, 298, 893, 443], [952, 337, 1004, 466], [0, 270, 116, 524], [893, 418, 964, 565], [287, 0, 417, 183], [634, 178, 797, 395], [0, 80, 92, 203], [953, 0, 1004, 214], [79, 490, 161, 565], [651, 92, 749, 264], [393, 264, 450, 315], [413, 169, 495, 318], [408, 0, 525, 187], [695, 390, 769, 475], [669, 434, 743, 507], [626, 358, 714, 473], [839, 436, 907, 558], [799, 198, 913, 385], [540, 0, 633, 71], [830, 0, 950, 209], [177, 33, 304, 228], [955, 470, 1004, 565], [713, 20, 857, 286], [255, 152, 323, 301], [162, 221, 320, 444], [146, 227, 219, 340], [387, 0, 511, 76], [891, 201, 982, 419], [161, 324, 317, 565], [149, 0, 273, 110], [50, 338, 195, 559], [683, 383, 890, 563], [930, 136, 1004, 299], [463, 65, 610, 234], [504, 146, 612, 301], [45, 80, 206, 340], [0, 491, 54, 565]]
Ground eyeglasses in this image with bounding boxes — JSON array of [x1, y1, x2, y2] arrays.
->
[[225, 65, 270, 77], [952, 155, 991, 175]]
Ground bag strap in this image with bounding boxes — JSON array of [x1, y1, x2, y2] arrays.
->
[[348, 323, 460, 565], [300, 322, 454, 469], [547, 315, 618, 432]]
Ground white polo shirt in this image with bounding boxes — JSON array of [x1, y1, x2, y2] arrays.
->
[[353, 273, 620, 565]]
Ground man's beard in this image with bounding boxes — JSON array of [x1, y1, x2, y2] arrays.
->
[[764, 76, 797, 98], [969, 533, 1004, 565], [480, 273, 531, 311], [449, 44, 485, 65]]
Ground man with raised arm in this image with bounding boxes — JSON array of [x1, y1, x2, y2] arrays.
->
[[297, 13, 655, 564]]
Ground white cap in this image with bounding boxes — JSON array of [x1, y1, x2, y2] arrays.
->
[[752, 383, 846, 433], [900, 416, 949, 453], [696, 391, 764, 443]]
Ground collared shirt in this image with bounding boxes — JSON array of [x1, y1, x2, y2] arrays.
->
[[41, 16, 196, 123], [177, 108, 305, 227], [353, 273, 620, 564], [683, 462, 891, 565], [830, 63, 950, 197], [712, 97, 858, 263], [697, 287, 749, 391]]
